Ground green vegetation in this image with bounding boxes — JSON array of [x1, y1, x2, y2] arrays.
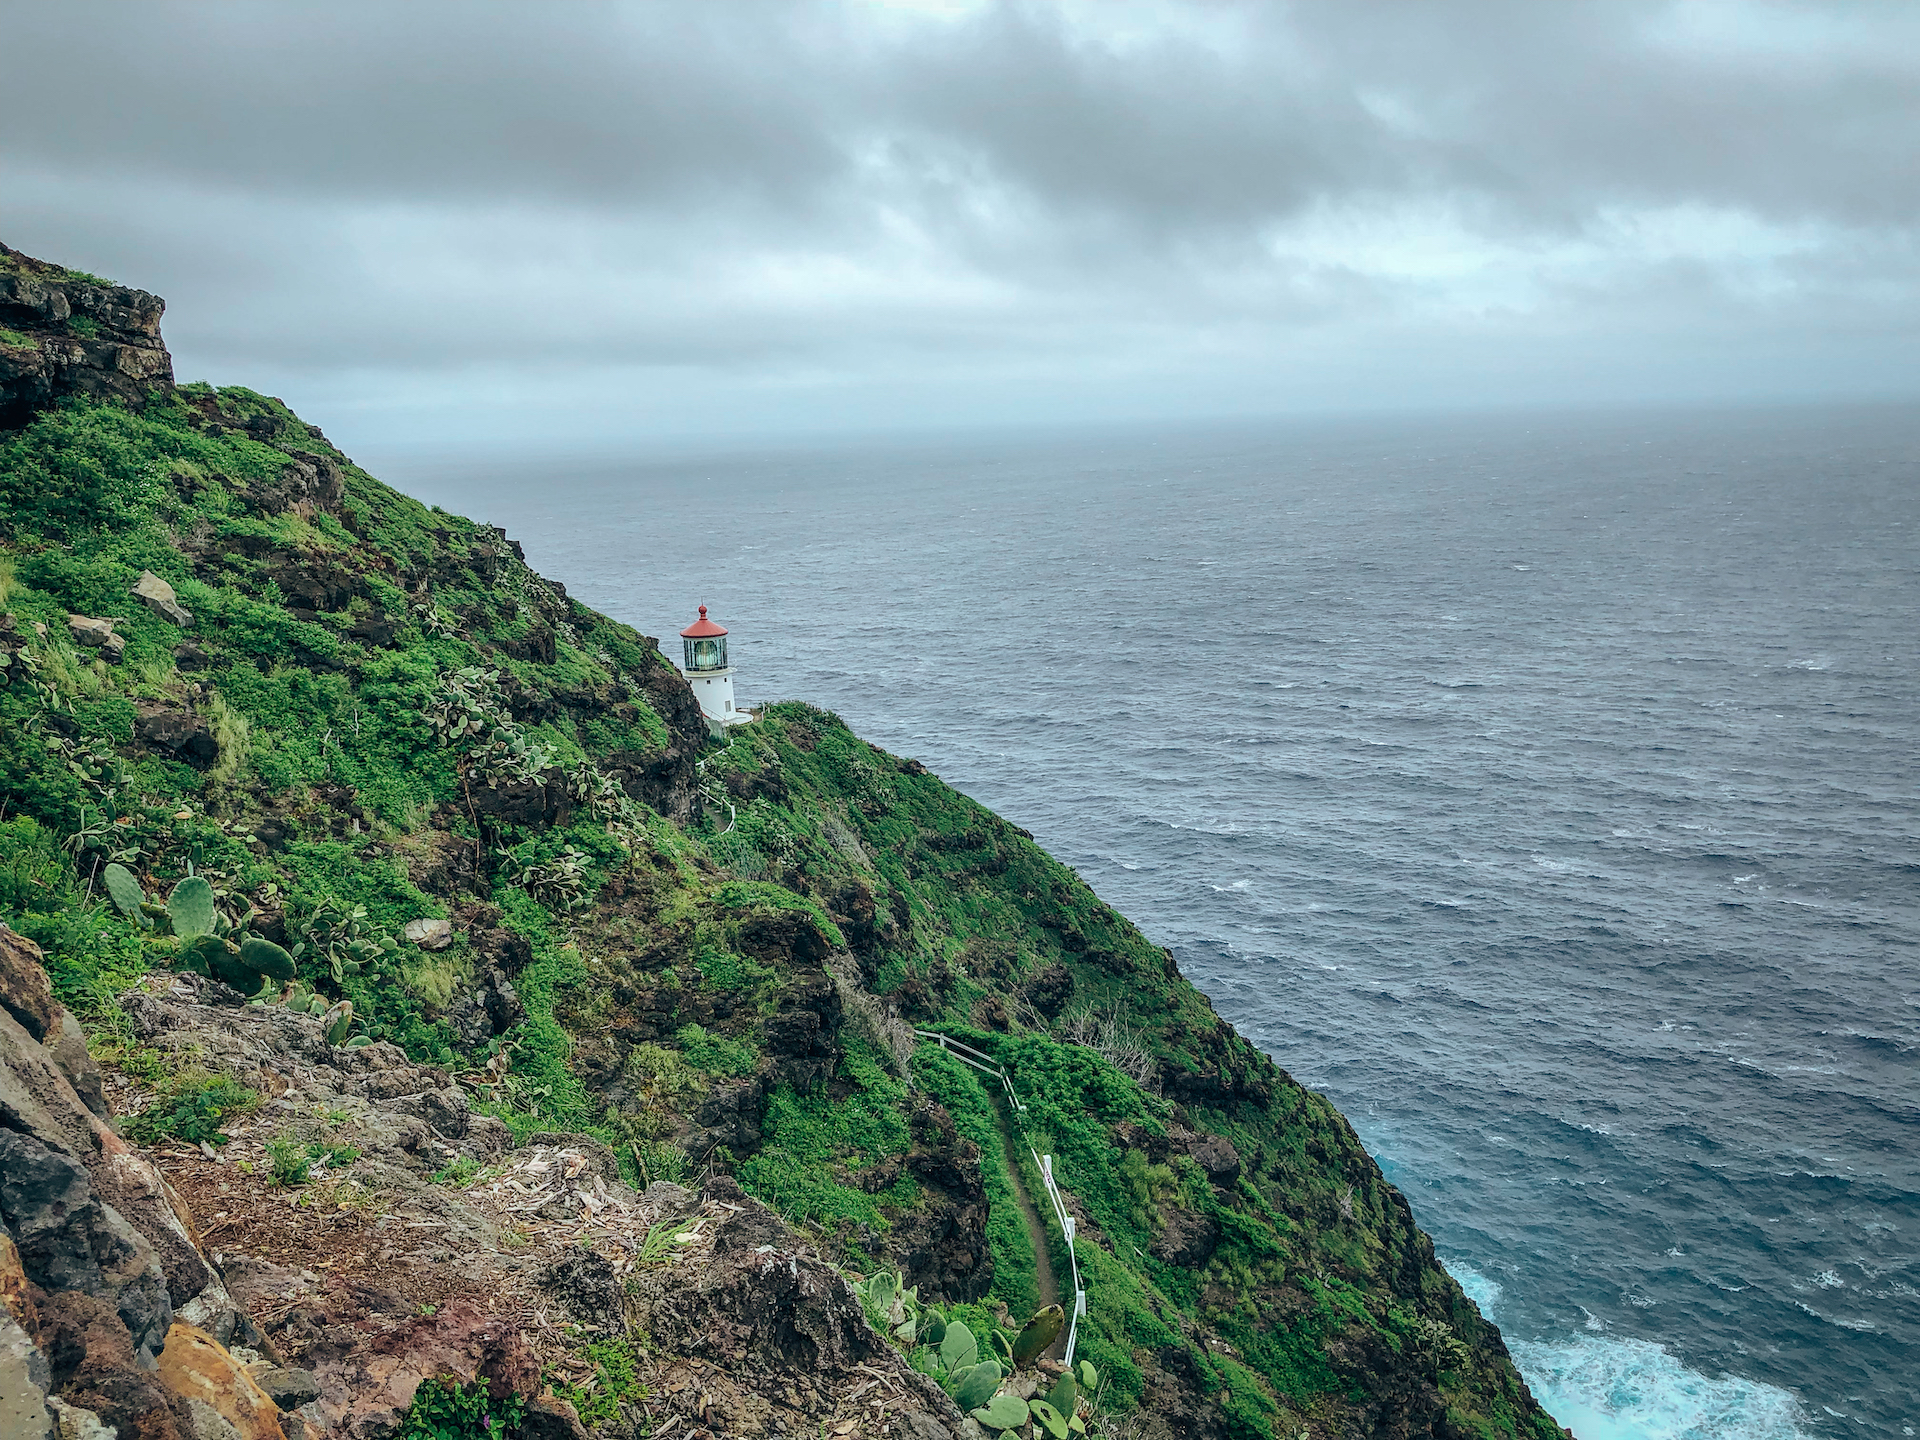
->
[[393, 1378, 525, 1440], [264, 1133, 312, 1186], [121, 1070, 258, 1147], [547, 1334, 647, 1429], [0, 369, 1560, 1438], [852, 1270, 1103, 1436], [737, 1042, 919, 1229]]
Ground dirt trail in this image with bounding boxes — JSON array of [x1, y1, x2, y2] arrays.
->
[[990, 1095, 1064, 1353]]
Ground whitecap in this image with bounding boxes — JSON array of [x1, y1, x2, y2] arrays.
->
[[1519, 1331, 1816, 1439], [1444, 1261, 1816, 1440]]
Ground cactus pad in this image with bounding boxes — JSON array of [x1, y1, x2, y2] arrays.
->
[[102, 863, 147, 919], [167, 876, 216, 939], [238, 936, 297, 981]]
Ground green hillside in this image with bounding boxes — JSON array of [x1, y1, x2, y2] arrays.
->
[[0, 246, 1564, 1440]]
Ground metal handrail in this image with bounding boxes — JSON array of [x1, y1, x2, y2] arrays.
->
[[913, 1028, 1087, 1365]]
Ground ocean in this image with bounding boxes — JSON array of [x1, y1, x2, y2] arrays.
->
[[400, 402, 1919, 1439]]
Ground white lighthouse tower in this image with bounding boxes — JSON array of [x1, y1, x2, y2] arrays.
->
[[680, 605, 749, 734]]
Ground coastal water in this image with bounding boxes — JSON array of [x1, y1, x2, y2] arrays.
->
[[399, 403, 1920, 1438]]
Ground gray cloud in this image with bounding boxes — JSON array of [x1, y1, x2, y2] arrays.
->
[[2, 0, 1914, 450]]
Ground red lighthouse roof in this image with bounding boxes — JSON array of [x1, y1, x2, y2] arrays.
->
[[680, 605, 727, 638]]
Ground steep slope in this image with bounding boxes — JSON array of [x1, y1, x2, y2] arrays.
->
[[0, 243, 1566, 1440]]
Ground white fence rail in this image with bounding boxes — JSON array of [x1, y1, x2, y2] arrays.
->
[[913, 1028, 1087, 1366]]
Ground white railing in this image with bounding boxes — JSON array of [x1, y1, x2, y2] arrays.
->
[[913, 1029, 1087, 1366]]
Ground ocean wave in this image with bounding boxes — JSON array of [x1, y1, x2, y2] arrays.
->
[[1445, 1261, 1816, 1440], [1510, 1334, 1817, 1440]]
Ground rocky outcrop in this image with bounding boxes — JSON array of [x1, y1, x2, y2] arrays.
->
[[0, 244, 172, 429], [0, 936, 587, 1439], [0, 927, 240, 1439], [134, 705, 220, 766], [85, 967, 985, 1438], [628, 1176, 968, 1439], [65, 617, 125, 665]]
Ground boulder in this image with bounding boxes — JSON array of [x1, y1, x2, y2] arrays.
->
[[1150, 1203, 1222, 1267], [401, 918, 452, 951], [249, 1366, 320, 1410], [43, 1008, 109, 1121], [182, 1397, 242, 1440], [1187, 1134, 1242, 1187], [0, 1127, 173, 1358], [131, 572, 194, 628], [0, 935, 236, 1362], [66, 616, 115, 648], [345, 616, 395, 646], [155, 1324, 285, 1440], [445, 966, 521, 1050], [135, 707, 219, 765], [46, 1396, 116, 1440]]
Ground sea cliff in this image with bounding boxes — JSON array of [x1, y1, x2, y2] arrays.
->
[[0, 242, 1567, 1440]]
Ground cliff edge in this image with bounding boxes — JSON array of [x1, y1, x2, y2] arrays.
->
[[0, 243, 1568, 1440]]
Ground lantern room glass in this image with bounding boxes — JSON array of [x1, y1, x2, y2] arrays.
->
[[685, 636, 727, 671]]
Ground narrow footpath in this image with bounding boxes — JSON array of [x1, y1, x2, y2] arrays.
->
[[989, 1094, 1068, 1359]]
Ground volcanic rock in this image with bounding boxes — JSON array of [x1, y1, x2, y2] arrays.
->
[[131, 572, 193, 627]]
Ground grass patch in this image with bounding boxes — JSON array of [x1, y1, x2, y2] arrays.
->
[[122, 1070, 258, 1147], [548, 1334, 647, 1429]]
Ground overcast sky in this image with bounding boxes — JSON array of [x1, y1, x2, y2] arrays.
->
[[4, 0, 1916, 456]]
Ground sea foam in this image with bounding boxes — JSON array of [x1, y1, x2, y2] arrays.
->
[[1446, 1261, 1814, 1440]]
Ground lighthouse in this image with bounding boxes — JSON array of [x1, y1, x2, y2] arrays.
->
[[679, 605, 749, 734]]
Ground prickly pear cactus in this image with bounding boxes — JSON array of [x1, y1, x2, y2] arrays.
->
[[973, 1393, 1030, 1432], [238, 936, 296, 982], [167, 876, 216, 940], [102, 863, 147, 920], [179, 932, 227, 977], [210, 948, 267, 997], [951, 1360, 1002, 1412]]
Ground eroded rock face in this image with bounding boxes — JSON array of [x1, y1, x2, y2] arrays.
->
[[0, 245, 173, 430], [0, 933, 229, 1366], [444, 965, 524, 1051], [245, 452, 345, 517], [0, 925, 56, 1039], [0, 933, 241, 1439], [0, 1129, 172, 1356], [631, 1177, 966, 1440]]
